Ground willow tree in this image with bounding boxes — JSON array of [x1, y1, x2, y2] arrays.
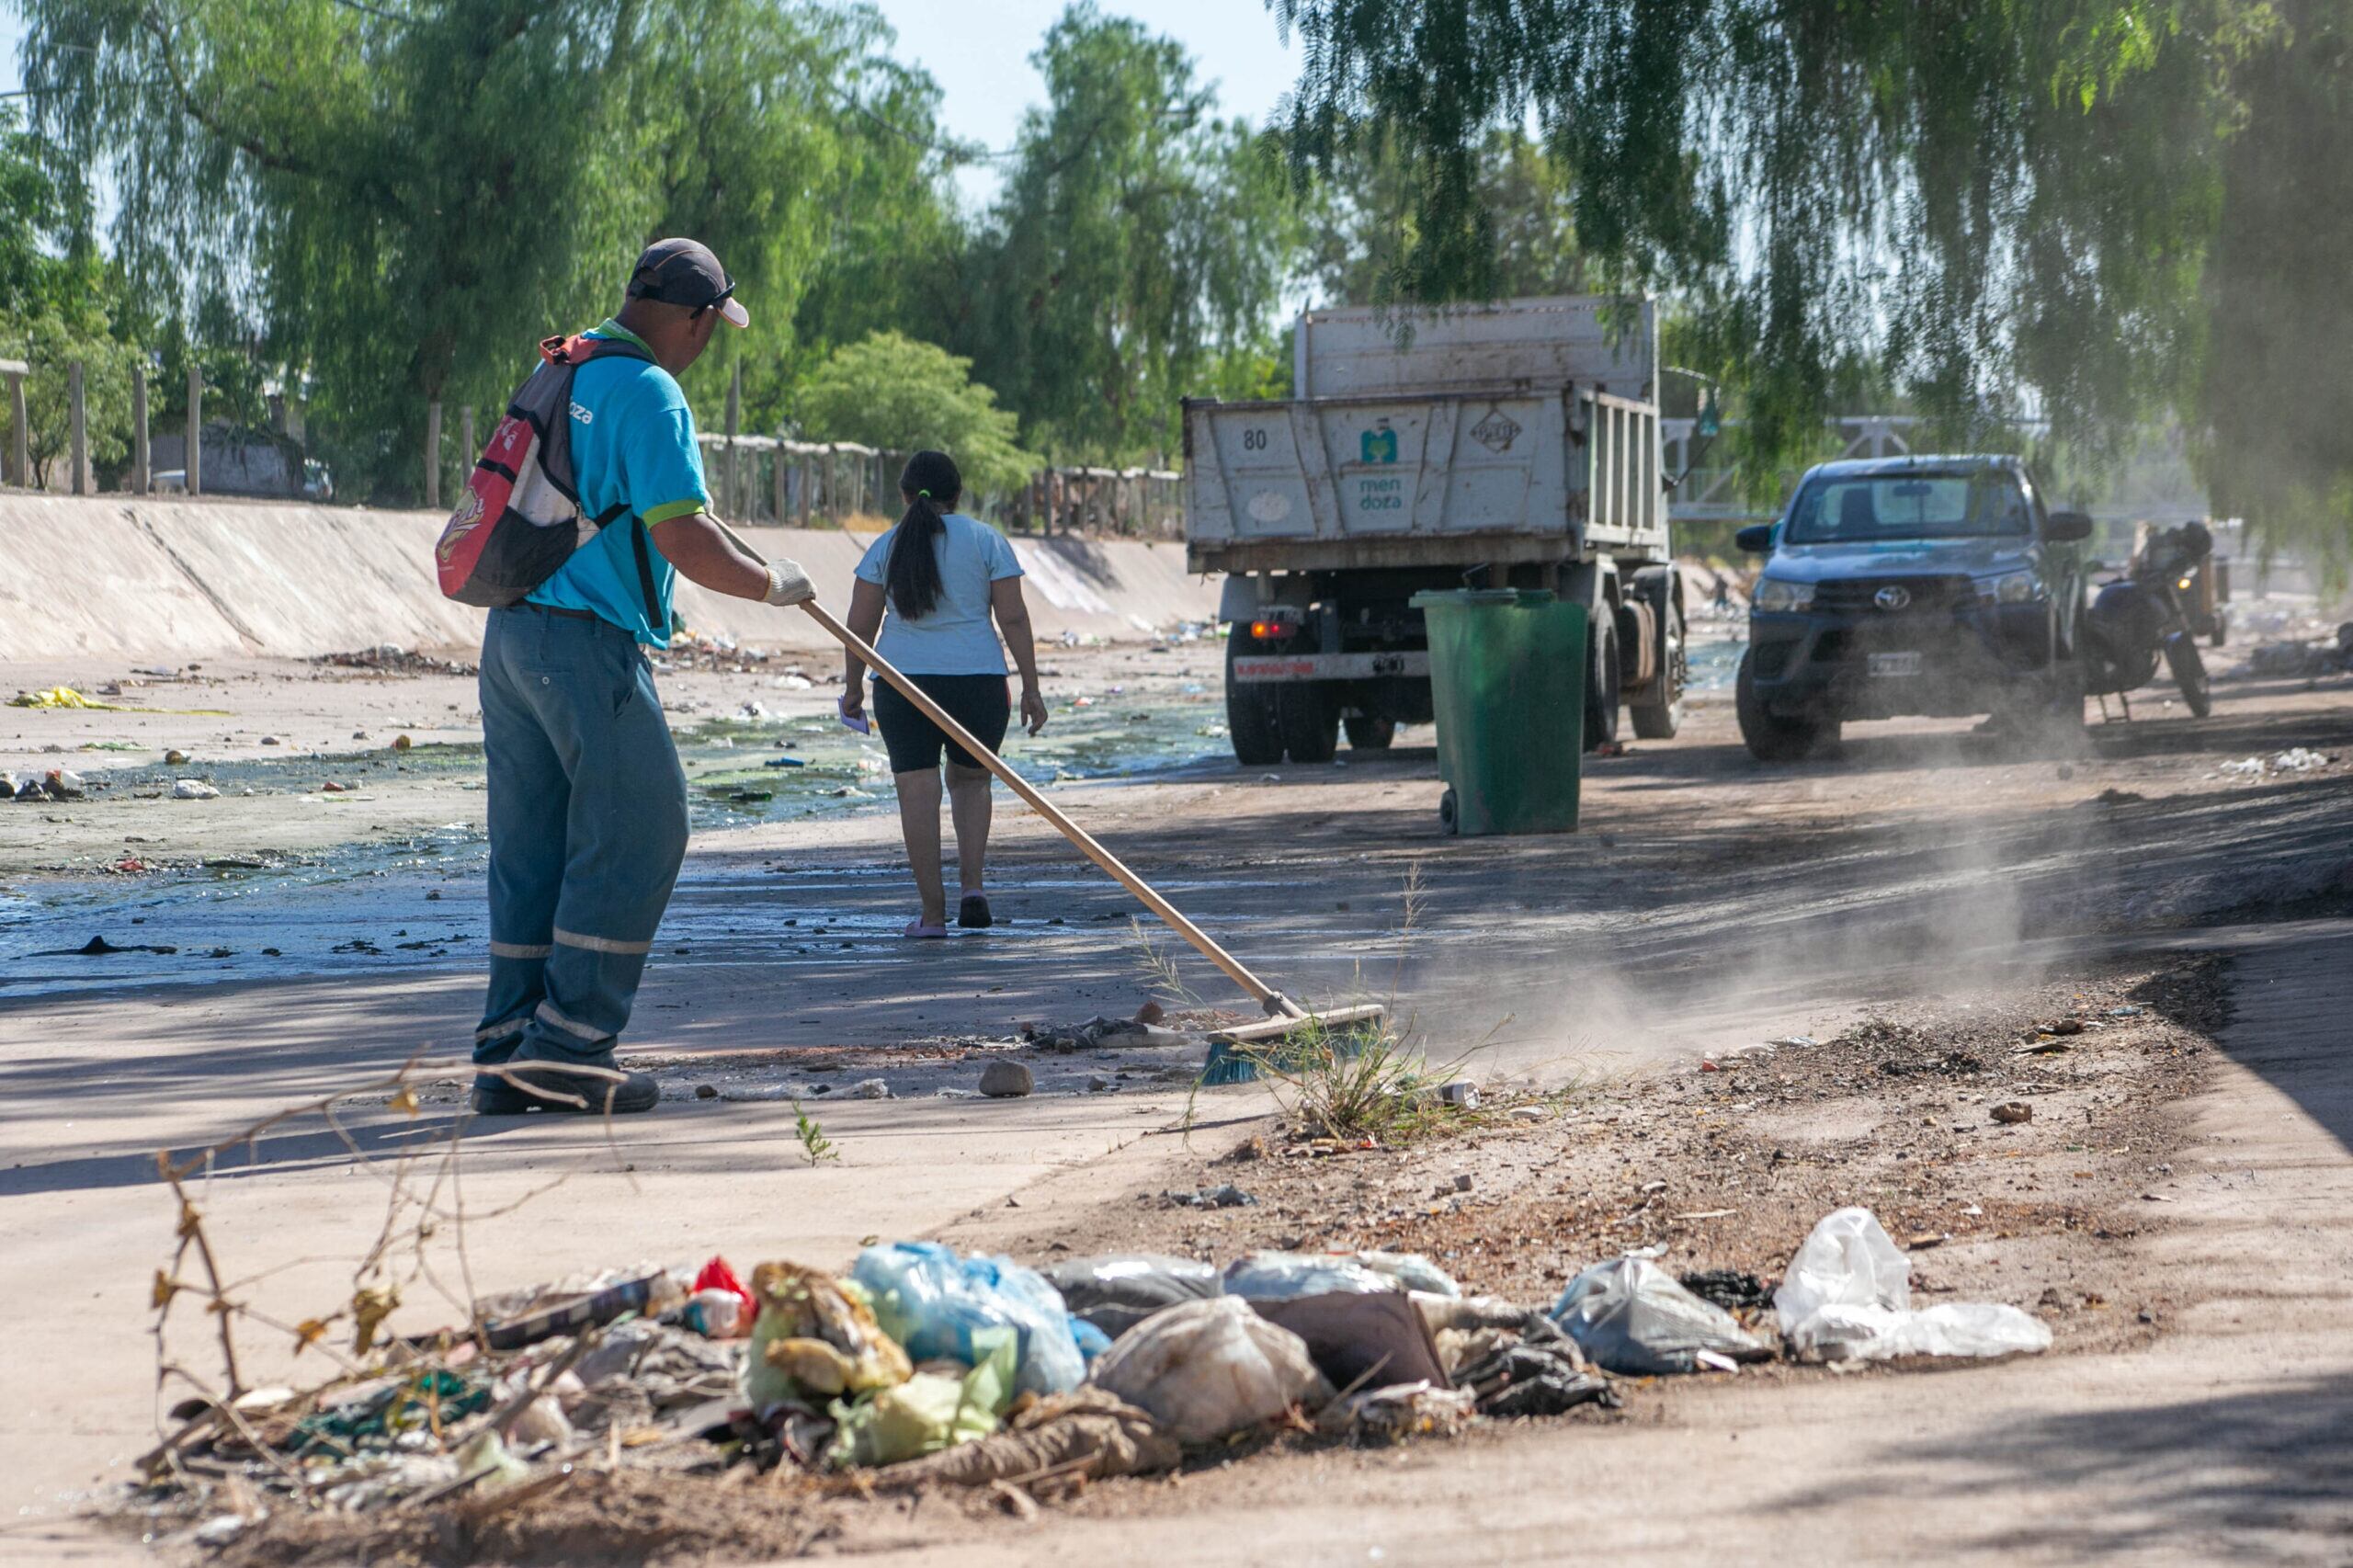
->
[[1273, 0, 2350, 570], [959, 4, 1306, 465], [19, 0, 901, 499]]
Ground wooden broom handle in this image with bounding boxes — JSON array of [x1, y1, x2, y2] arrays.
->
[[800, 598, 1302, 1017]]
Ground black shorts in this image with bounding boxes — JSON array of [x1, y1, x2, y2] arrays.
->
[[872, 673, 1011, 774]]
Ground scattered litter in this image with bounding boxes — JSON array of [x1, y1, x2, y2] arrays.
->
[[1454, 1339, 1617, 1418], [1507, 1105, 1549, 1122], [1991, 1101, 2034, 1124], [852, 1242, 1086, 1397], [762, 755, 806, 767], [1773, 1208, 2052, 1362], [164, 748, 189, 765], [1677, 1269, 1768, 1312], [1315, 1381, 1477, 1441], [1548, 1256, 1770, 1375], [1433, 1080, 1481, 1109], [1087, 1296, 1331, 1444], [314, 646, 475, 676], [1022, 1014, 1200, 1051], [1770, 1036, 1818, 1048], [2109, 1005, 2144, 1017], [2272, 746, 2333, 772], [33, 934, 179, 958], [863, 1386, 1179, 1491], [1163, 1183, 1256, 1210], [978, 1060, 1033, 1098], [850, 1077, 892, 1099], [171, 779, 219, 800]]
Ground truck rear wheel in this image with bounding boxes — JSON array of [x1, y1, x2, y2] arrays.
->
[[1223, 634, 1284, 767], [1278, 682, 1339, 763], [1630, 593, 1686, 739], [1344, 714, 1396, 751], [1736, 649, 1834, 762], [1585, 613, 1620, 750]]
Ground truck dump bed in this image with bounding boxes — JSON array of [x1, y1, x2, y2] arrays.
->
[[1186, 296, 1666, 575]]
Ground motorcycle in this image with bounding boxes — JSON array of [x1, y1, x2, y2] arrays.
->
[[2083, 520, 2214, 718]]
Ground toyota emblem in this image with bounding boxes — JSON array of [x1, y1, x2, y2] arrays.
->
[[1873, 585, 1914, 611]]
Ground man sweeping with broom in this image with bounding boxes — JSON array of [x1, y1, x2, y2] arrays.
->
[[441, 237, 812, 1115]]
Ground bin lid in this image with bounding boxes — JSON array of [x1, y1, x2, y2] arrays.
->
[[1408, 588, 1560, 608]]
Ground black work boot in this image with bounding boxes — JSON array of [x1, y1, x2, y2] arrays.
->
[[472, 1045, 660, 1115]]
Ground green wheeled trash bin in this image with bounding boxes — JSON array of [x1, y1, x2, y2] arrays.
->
[[1409, 588, 1587, 835]]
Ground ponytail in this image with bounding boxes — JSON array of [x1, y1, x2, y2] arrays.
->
[[885, 449, 962, 620]]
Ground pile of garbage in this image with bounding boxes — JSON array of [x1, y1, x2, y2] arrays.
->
[[313, 646, 478, 677], [2237, 624, 2353, 680], [139, 1210, 2047, 1536]]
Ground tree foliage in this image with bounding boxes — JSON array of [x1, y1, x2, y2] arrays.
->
[[950, 5, 1304, 464], [19, 0, 904, 500], [1272, 0, 2350, 569], [794, 331, 1040, 500]]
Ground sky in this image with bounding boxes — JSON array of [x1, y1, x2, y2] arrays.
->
[[872, 0, 1301, 199], [0, 2, 1303, 202]]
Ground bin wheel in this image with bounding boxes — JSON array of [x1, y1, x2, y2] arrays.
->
[[1438, 787, 1459, 835], [1224, 633, 1284, 767], [1585, 613, 1621, 750], [1277, 681, 1339, 763], [1344, 714, 1397, 751]]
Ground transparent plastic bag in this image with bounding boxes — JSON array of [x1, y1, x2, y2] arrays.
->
[[851, 1242, 1086, 1396], [1347, 1251, 1461, 1297], [1548, 1256, 1768, 1374], [1221, 1251, 1399, 1301], [1774, 1208, 2053, 1360], [1088, 1297, 1332, 1443]]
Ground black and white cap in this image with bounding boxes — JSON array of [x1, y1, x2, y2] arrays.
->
[[625, 237, 749, 328]]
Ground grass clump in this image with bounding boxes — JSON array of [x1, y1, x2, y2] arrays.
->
[[792, 1101, 839, 1165]]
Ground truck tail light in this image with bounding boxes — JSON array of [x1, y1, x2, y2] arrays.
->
[[1249, 615, 1301, 642]]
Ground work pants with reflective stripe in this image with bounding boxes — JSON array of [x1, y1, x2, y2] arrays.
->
[[473, 604, 688, 1066]]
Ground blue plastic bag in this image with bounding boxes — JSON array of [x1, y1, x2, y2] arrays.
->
[[850, 1242, 1086, 1396]]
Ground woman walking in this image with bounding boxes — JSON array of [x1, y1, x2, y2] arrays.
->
[[839, 450, 1049, 937]]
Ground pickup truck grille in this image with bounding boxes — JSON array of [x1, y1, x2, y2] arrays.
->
[[1811, 576, 1975, 616]]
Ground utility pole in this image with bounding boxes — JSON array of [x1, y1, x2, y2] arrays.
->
[[68, 361, 86, 494], [187, 365, 203, 495], [425, 400, 442, 510], [131, 364, 150, 494]]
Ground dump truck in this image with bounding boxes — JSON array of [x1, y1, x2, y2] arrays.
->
[[1183, 295, 1681, 765]]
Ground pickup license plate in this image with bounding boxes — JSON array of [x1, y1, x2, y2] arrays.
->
[[1868, 651, 1923, 678]]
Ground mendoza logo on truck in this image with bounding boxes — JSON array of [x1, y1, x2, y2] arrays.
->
[[1360, 420, 1399, 463]]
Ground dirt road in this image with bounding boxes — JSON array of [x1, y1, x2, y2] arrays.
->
[[0, 630, 2347, 1563]]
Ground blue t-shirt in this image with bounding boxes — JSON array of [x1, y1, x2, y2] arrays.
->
[[526, 320, 709, 645], [854, 513, 1025, 675]]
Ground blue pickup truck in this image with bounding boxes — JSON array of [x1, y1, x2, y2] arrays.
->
[[1733, 455, 2097, 761]]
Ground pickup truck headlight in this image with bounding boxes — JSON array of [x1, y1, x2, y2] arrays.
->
[[1982, 570, 2042, 605], [1753, 574, 1814, 613]]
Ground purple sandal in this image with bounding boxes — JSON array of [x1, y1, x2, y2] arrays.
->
[[903, 918, 948, 939]]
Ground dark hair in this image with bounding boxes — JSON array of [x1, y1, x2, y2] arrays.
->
[[885, 449, 962, 619]]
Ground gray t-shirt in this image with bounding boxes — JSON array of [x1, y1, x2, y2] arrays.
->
[[854, 513, 1026, 675]]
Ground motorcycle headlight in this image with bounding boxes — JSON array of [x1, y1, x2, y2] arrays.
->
[[1984, 570, 2041, 605], [1753, 574, 1814, 613]]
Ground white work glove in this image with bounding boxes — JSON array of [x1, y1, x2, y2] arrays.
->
[[763, 559, 814, 607]]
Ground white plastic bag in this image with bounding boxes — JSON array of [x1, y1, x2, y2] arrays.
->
[[1088, 1297, 1333, 1443], [1774, 1208, 2052, 1360]]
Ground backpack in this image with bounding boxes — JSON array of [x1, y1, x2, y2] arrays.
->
[[434, 332, 667, 631]]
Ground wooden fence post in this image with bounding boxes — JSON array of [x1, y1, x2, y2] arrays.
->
[[131, 364, 150, 494], [187, 366, 202, 495], [68, 361, 87, 494], [724, 360, 742, 517], [1, 362, 24, 488], [425, 400, 442, 509], [460, 405, 475, 474]]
